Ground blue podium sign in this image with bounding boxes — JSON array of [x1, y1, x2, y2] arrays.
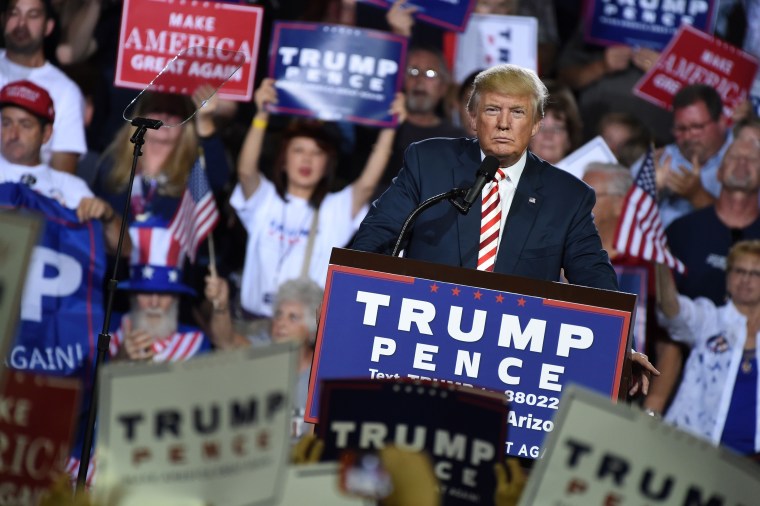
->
[[268, 22, 406, 127], [307, 249, 635, 458]]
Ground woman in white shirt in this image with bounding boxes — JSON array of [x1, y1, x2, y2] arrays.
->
[[231, 78, 405, 317]]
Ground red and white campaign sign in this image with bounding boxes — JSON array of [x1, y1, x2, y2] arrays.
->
[[634, 24, 759, 117], [0, 370, 81, 505], [115, 0, 263, 101]]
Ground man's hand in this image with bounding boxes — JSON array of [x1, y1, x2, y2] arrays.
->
[[603, 45, 633, 73], [665, 155, 702, 198], [629, 350, 660, 396], [494, 458, 527, 506], [386, 0, 418, 37], [204, 273, 229, 311], [76, 196, 115, 223], [121, 317, 155, 361]]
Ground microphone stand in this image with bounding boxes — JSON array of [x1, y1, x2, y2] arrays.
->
[[76, 117, 163, 490], [392, 188, 469, 257]]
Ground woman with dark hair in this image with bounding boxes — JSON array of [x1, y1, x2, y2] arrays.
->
[[233, 78, 405, 318], [528, 80, 583, 165]]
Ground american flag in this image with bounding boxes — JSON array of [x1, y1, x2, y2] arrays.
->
[[169, 156, 219, 263], [613, 146, 685, 273]]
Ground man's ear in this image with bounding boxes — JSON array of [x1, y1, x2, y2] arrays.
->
[[530, 118, 542, 138], [44, 17, 54, 38], [41, 122, 53, 144], [469, 111, 477, 134]]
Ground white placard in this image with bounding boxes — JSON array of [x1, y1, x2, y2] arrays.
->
[[555, 136, 618, 180], [519, 385, 760, 506], [94, 344, 298, 506], [454, 14, 537, 84], [0, 212, 41, 367]]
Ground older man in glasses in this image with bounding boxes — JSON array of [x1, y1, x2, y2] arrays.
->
[[375, 45, 467, 196], [632, 83, 731, 228]]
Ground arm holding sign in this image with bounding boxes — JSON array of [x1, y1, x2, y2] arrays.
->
[[237, 78, 276, 199], [350, 92, 407, 217], [386, 0, 419, 38], [76, 196, 128, 256]]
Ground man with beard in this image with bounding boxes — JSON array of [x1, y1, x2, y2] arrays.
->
[[111, 225, 212, 362], [632, 83, 731, 228], [376, 45, 467, 195], [0, 0, 87, 174], [644, 137, 760, 417]]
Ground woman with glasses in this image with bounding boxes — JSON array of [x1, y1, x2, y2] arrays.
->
[[528, 81, 582, 165], [656, 240, 760, 457]]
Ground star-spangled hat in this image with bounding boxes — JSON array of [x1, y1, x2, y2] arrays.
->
[[117, 224, 196, 296]]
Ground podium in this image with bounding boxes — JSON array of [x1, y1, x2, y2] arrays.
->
[[306, 248, 636, 458]]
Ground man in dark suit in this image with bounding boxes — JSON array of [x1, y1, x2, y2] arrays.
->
[[352, 64, 618, 291]]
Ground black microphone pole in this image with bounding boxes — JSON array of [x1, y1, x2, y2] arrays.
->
[[76, 117, 163, 490], [391, 156, 501, 257], [392, 188, 468, 257]]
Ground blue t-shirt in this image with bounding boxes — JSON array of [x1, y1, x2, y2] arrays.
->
[[720, 353, 757, 455]]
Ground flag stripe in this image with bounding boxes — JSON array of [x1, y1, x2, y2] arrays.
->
[[613, 146, 685, 273]]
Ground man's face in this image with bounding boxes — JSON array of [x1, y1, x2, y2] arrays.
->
[[404, 50, 448, 115], [3, 0, 53, 56], [470, 91, 540, 167], [717, 139, 760, 193], [582, 171, 626, 229], [0, 106, 49, 165], [672, 101, 726, 165], [131, 293, 179, 339]]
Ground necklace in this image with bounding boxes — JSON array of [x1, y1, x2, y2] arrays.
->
[[742, 348, 756, 374]]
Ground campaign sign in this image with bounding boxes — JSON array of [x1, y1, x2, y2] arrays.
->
[[115, 0, 263, 101], [452, 14, 537, 84], [0, 183, 103, 381], [0, 212, 41, 370], [583, 0, 717, 50], [317, 379, 506, 506], [614, 265, 648, 354], [634, 25, 760, 117], [306, 249, 634, 459], [268, 23, 406, 127], [518, 385, 760, 506], [360, 0, 476, 32], [0, 369, 81, 505], [94, 345, 298, 506]]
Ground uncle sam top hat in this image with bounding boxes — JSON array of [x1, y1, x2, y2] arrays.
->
[[118, 223, 196, 296]]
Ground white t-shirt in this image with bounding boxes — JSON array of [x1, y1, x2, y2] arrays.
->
[[0, 51, 87, 161], [230, 177, 367, 317], [0, 157, 92, 209]]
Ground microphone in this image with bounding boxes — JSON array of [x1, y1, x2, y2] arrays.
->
[[461, 156, 500, 213]]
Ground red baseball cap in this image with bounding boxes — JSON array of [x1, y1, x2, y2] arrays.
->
[[0, 80, 55, 123]]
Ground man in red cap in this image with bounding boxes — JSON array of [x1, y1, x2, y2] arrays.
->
[[0, 0, 87, 174], [0, 79, 121, 251]]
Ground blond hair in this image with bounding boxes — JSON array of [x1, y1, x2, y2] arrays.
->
[[727, 240, 760, 271], [467, 64, 547, 119]]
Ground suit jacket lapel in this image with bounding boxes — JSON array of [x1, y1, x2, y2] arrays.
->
[[456, 141, 483, 269], [495, 152, 544, 274]]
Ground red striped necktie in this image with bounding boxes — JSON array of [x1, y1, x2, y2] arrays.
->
[[477, 168, 506, 272]]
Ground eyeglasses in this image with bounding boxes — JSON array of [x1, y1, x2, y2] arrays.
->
[[729, 267, 760, 279], [672, 119, 714, 136], [406, 67, 440, 79]]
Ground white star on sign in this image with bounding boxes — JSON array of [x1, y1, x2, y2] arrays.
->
[[168, 270, 178, 282], [142, 266, 154, 280]]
